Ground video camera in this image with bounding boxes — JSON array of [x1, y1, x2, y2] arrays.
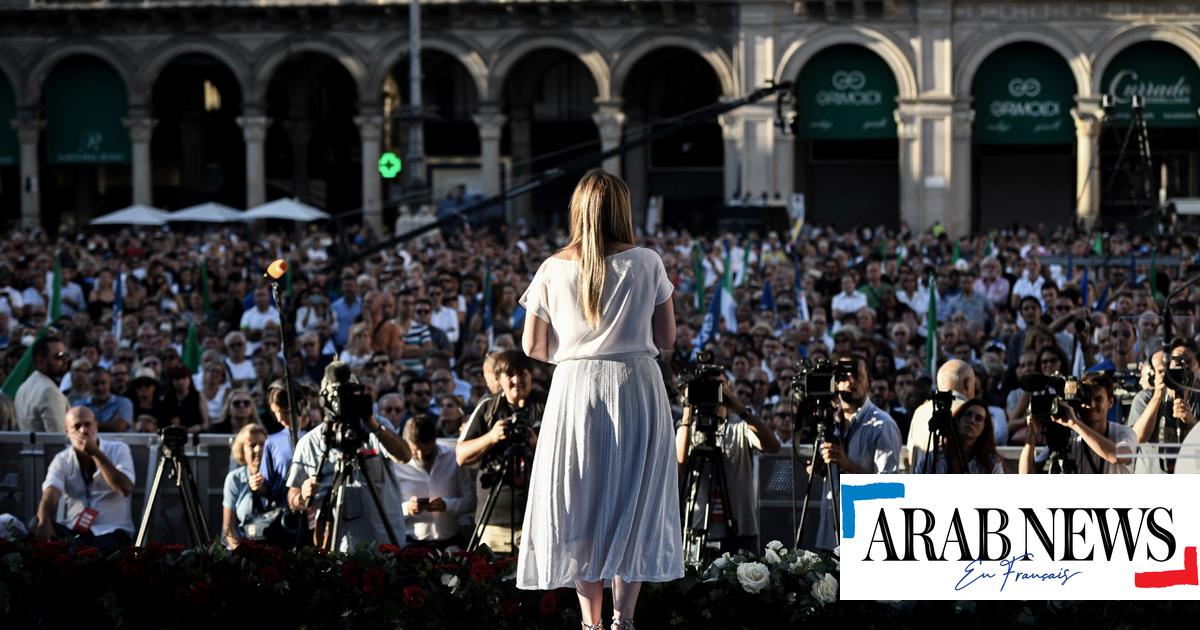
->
[[320, 362, 375, 455], [681, 351, 727, 449], [479, 406, 535, 489], [927, 391, 955, 433], [159, 425, 189, 459], [1019, 372, 1090, 454], [790, 357, 856, 404], [1166, 356, 1194, 392]]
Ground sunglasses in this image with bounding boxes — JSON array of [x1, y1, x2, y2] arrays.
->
[[232, 400, 253, 408], [228, 342, 245, 348], [369, 361, 388, 368], [1115, 330, 1134, 338], [381, 406, 403, 413], [53, 352, 69, 361]]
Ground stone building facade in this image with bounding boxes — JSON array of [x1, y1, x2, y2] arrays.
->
[[1, 0, 1199, 236]]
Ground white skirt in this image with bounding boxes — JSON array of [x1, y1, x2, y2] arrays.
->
[[516, 353, 684, 590]]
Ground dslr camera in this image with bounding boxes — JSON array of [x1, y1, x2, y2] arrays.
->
[[927, 391, 955, 433], [479, 406, 535, 489], [681, 351, 727, 449], [159, 425, 189, 459], [1165, 356, 1194, 393]]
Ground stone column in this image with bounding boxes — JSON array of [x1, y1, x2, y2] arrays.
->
[[592, 100, 625, 175], [123, 115, 157, 206], [1072, 98, 1105, 228], [355, 112, 385, 234], [950, 104, 974, 236], [236, 114, 271, 209], [719, 111, 741, 201], [895, 105, 922, 231], [13, 114, 43, 229], [509, 107, 533, 224], [472, 102, 506, 197], [774, 126, 795, 201], [738, 104, 776, 201]]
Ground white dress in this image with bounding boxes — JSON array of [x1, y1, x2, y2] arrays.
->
[[516, 247, 685, 590]]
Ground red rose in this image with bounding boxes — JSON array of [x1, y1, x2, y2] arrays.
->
[[433, 562, 459, 573], [539, 592, 558, 616], [403, 586, 427, 608], [378, 543, 402, 556], [260, 564, 284, 587], [75, 546, 100, 559], [53, 554, 77, 576], [469, 559, 495, 582], [162, 544, 186, 555], [342, 562, 360, 587], [501, 599, 520, 619], [362, 567, 386, 596]]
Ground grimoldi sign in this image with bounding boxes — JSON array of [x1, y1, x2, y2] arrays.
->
[[972, 43, 1075, 145], [840, 476, 1200, 600], [795, 44, 898, 140], [1101, 41, 1200, 127]]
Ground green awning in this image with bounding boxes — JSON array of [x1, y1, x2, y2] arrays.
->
[[972, 43, 1075, 145], [0, 76, 15, 166], [795, 44, 898, 140], [43, 56, 130, 164], [1100, 41, 1200, 127]]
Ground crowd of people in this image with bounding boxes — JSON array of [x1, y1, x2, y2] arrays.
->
[[2, 215, 1197, 556]]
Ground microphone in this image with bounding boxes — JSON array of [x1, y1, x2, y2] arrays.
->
[[265, 259, 288, 280]]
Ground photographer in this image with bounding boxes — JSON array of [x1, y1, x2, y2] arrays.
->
[[675, 377, 781, 553], [455, 349, 544, 553], [1129, 342, 1199, 474], [913, 399, 1005, 474], [285, 362, 411, 552], [1019, 373, 1135, 474], [814, 355, 903, 552]]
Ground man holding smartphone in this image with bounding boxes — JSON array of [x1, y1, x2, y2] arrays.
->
[[396, 414, 475, 549]]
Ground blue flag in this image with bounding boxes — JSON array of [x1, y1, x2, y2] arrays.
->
[[112, 271, 124, 339], [1081, 268, 1089, 308], [792, 258, 810, 321], [483, 261, 494, 349], [760, 280, 776, 312], [692, 282, 723, 359], [1094, 282, 1110, 312]]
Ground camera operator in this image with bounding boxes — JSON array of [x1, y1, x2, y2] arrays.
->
[[455, 349, 545, 553], [814, 355, 903, 551], [395, 414, 475, 550], [285, 363, 411, 552], [905, 359, 975, 471], [1019, 373, 1135, 474], [1129, 341, 1199, 474], [675, 377, 781, 553]]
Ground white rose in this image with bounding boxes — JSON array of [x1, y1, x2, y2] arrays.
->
[[766, 540, 784, 552], [713, 556, 728, 569], [440, 573, 460, 589], [811, 573, 839, 605], [736, 562, 771, 594], [763, 548, 781, 565]]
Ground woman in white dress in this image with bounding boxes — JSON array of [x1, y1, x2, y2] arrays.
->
[[517, 169, 683, 630]]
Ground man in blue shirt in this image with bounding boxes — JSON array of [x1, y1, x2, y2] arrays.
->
[[81, 368, 134, 432], [331, 272, 362, 350], [259, 384, 310, 505]]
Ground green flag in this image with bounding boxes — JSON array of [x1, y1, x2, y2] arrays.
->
[[1092, 233, 1103, 256], [1149, 250, 1161, 301], [200, 259, 213, 325], [693, 246, 705, 310], [1, 328, 47, 399], [48, 254, 61, 323], [182, 322, 201, 374], [926, 273, 938, 377], [952, 241, 962, 263]]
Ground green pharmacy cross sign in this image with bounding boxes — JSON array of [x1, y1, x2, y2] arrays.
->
[[378, 152, 403, 178]]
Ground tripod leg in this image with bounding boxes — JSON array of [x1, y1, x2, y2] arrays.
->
[[793, 435, 822, 549], [173, 459, 203, 547], [712, 453, 738, 552], [355, 453, 399, 547], [679, 452, 707, 563], [176, 456, 211, 546], [829, 463, 841, 549], [134, 455, 169, 547], [468, 457, 509, 551]]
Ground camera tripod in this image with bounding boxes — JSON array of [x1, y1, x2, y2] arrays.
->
[[792, 401, 839, 550], [135, 438, 209, 547], [921, 413, 967, 474], [680, 410, 737, 563], [312, 445, 400, 552], [468, 440, 531, 553]]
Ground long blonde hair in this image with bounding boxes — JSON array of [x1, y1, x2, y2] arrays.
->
[[567, 169, 635, 327]]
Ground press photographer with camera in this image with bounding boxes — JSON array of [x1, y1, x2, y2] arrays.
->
[[455, 349, 544, 553], [913, 399, 1005, 474], [285, 362, 411, 552], [1019, 373, 1136, 474], [675, 373, 781, 554], [813, 355, 903, 551], [1129, 341, 1199, 474]]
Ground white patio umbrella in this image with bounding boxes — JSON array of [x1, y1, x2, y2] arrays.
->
[[169, 202, 242, 223], [241, 198, 331, 222], [89, 204, 170, 226]]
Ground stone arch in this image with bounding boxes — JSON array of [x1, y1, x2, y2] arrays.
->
[[251, 35, 369, 106], [775, 26, 918, 100], [488, 33, 611, 102], [1091, 23, 1200, 98], [955, 26, 1090, 100], [22, 39, 137, 108], [610, 32, 737, 99], [368, 35, 488, 102], [137, 36, 252, 106], [0, 47, 22, 105]]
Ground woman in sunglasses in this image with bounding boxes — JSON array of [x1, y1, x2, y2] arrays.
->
[[211, 388, 258, 434]]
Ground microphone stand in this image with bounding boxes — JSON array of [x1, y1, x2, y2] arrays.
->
[[267, 264, 300, 450]]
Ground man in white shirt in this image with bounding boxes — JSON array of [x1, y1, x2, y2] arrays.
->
[[395, 415, 474, 549], [223, 331, 257, 385], [831, 276, 868, 321], [15, 335, 70, 433], [35, 407, 135, 556], [428, 284, 460, 344], [240, 284, 281, 353]]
